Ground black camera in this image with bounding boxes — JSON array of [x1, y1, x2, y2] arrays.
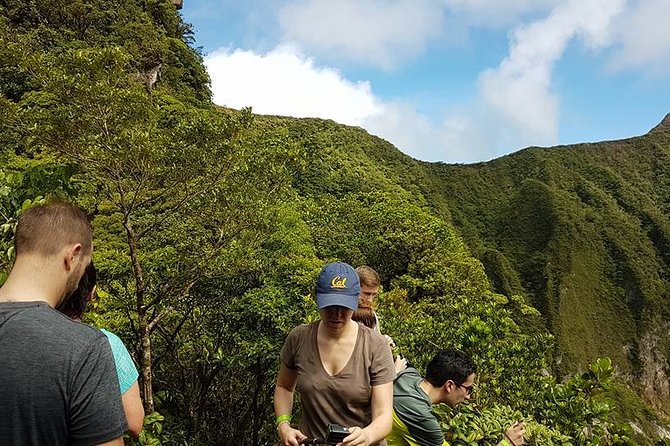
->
[[300, 424, 350, 445], [325, 424, 349, 443]]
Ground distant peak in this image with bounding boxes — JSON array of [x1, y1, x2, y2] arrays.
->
[[649, 113, 670, 133]]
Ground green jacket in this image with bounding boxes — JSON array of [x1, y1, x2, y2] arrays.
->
[[386, 368, 448, 446]]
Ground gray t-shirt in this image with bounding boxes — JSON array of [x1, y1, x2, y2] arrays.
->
[[0, 301, 128, 445]]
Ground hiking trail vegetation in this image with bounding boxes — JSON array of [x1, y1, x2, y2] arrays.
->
[[1, 1, 669, 444]]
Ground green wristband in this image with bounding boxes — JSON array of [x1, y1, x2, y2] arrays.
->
[[275, 414, 292, 427]]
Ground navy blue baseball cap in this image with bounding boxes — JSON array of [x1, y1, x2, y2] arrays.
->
[[316, 262, 361, 310]]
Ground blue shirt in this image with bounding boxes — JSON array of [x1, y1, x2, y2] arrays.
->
[[100, 328, 139, 394]]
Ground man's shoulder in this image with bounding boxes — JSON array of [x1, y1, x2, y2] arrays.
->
[[393, 368, 432, 411], [391, 369, 445, 446], [394, 367, 423, 385], [0, 301, 107, 348]]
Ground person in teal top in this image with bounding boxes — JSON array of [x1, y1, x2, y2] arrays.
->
[[387, 349, 525, 446], [100, 328, 140, 394], [57, 262, 145, 436]]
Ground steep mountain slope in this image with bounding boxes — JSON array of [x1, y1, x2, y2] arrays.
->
[[256, 114, 670, 437], [424, 116, 670, 413], [2, 0, 668, 440]]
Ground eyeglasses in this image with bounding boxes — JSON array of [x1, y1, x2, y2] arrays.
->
[[456, 382, 474, 395]]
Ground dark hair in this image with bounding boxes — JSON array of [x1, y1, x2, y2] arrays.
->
[[351, 307, 377, 329], [15, 201, 92, 257], [425, 349, 476, 387], [57, 261, 97, 319]]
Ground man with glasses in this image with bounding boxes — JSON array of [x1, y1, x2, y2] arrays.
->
[[386, 349, 525, 446]]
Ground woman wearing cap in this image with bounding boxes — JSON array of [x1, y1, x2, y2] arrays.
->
[[274, 262, 395, 446]]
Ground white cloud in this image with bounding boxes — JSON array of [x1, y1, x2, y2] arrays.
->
[[608, 0, 670, 76], [476, 0, 626, 148], [202, 0, 662, 165], [204, 45, 474, 162], [204, 46, 382, 125], [275, 0, 567, 69], [443, 0, 560, 28], [363, 101, 437, 160], [278, 0, 445, 69], [362, 102, 499, 163]]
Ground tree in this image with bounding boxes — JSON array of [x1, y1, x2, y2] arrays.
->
[[22, 46, 302, 415]]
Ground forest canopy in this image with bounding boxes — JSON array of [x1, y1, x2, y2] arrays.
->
[[1, 1, 669, 444]]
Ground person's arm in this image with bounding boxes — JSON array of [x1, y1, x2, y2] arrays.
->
[[100, 330, 144, 436], [274, 364, 306, 446], [122, 381, 145, 436], [343, 381, 393, 446]]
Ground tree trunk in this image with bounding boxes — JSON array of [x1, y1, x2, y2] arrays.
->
[[138, 315, 154, 414], [124, 217, 154, 414]]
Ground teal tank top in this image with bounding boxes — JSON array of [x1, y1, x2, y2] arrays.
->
[[100, 328, 139, 394]]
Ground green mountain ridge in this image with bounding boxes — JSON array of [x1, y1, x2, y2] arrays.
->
[[424, 119, 670, 408], [2, 0, 670, 442], [252, 112, 670, 437]]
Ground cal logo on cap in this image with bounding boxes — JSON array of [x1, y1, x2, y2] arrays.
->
[[331, 276, 348, 289]]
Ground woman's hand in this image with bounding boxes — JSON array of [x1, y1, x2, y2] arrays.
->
[[341, 426, 370, 446], [277, 422, 306, 446]]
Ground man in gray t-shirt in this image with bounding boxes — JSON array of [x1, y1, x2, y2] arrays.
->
[[0, 202, 126, 445]]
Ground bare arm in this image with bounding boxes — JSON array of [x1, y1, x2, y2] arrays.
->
[[122, 381, 145, 436], [274, 364, 306, 446], [343, 381, 393, 446]]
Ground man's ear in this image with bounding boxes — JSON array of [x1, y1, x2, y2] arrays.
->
[[63, 244, 83, 271]]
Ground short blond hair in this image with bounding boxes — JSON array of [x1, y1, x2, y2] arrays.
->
[[15, 201, 92, 257], [356, 265, 380, 287]]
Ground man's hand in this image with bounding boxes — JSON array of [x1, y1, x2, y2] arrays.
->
[[394, 355, 408, 373], [502, 422, 525, 446], [341, 426, 370, 446], [278, 422, 306, 446], [384, 335, 396, 348]]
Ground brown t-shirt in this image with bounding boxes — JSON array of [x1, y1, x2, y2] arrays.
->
[[281, 321, 395, 442]]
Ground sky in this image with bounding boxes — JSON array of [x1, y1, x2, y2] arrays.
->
[[181, 0, 670, 164]]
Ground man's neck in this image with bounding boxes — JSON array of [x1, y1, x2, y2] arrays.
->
[[419, 379, 442, 405], [0, 255, 65, 307]]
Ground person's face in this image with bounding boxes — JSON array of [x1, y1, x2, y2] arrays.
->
[[444, 373, 475, 408], [320, 305, 354, 331], [358, 284, 379, 308]]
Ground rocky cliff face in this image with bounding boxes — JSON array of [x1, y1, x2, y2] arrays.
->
[[640, 322, 670, 412]]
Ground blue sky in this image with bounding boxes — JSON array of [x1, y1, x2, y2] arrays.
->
[[182, 0, 670, 163]]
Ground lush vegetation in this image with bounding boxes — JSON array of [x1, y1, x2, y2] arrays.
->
[[423, 122, 670, 437], [1, 0, 669, 444]]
